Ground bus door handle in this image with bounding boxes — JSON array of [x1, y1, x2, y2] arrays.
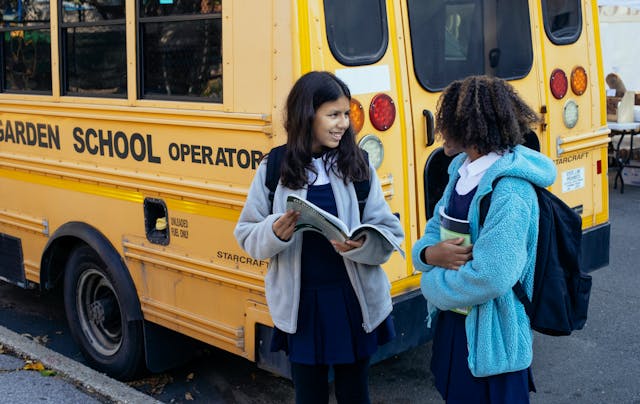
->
[[423, 109, 435, 146]]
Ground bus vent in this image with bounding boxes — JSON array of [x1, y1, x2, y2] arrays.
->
[[144, 198, 170, 245]]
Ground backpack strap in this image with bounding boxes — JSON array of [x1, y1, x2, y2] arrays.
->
[[265, 145, 287, 213], [478, 177, 499, 227], [266, 146, 371, 218], [353, 179, 369, 219], [354, 150, 371, 219], [477, 176, 534, 316]]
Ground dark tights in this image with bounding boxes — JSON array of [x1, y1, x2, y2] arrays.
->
[[290, 358, 371, 404]]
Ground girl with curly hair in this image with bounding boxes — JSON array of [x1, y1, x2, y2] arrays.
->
[[412, 75, 556, 403]]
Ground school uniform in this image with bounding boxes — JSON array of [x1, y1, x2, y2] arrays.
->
[[235, 154, 403, 404], [412, 146, 557, 379], [430, 185, 535, 403], [235, 155, 404, 338], [270, 183, 394, 364], [267, 160, 395, 404]]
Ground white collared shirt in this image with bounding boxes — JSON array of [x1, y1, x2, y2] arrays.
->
[[455, 152, 503, 195], [309, 157, 330, 185]]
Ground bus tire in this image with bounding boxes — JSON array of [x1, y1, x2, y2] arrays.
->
[[63, 245, 144, 380]]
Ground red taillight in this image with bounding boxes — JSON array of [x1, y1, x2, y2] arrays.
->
[[597, 159, 602, 175], [369, 94, 396, 131], [350, 98, 365, 134], [550, 69, 568, 99]]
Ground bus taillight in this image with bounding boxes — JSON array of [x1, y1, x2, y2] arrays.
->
[[369, 94, 396, 131], [550, 69, 568, 99], [350, 98, 365, 134], [570, 66, 588, 96]]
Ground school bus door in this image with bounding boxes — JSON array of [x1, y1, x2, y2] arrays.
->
[[536, 0, 610, 225], [398, 0, 545, 236]]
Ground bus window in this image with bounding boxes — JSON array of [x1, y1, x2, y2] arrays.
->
[[61, 0, 126, 97], [0, 0, 51, 93], [323, 0, 388, 66], [407, 0, 532, 91], [138, 0, 222, 101], [542, 0, 582, 44]]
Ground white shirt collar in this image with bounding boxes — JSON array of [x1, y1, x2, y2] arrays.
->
[[309, 157, 330, 185], [455, 152, 502, 195]]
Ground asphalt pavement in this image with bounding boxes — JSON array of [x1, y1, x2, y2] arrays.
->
[[0, 324, 159, 403]]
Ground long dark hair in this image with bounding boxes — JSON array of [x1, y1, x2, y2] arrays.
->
[[277, 71, 369, 189], [435, 75, 540, 155]]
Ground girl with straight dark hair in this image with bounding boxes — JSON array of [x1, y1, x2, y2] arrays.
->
[[235, 71, 404, 403]]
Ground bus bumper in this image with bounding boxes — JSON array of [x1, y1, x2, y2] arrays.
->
[[370, 288, 432, 366], [581, 222, 610, 273]]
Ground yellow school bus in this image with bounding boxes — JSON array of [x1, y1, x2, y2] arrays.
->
[[0, 0, 610, 379]]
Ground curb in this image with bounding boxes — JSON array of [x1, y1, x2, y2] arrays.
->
[[0, 324, 161, 404]]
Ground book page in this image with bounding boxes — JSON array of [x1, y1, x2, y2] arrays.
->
[[286, 194, 405, 257], [286, 194, 349, 242], [351, 225, 405, 258]]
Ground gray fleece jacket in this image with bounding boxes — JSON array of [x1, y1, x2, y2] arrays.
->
[[234, 156, 404, 334]]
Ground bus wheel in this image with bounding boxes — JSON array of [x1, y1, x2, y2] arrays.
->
[[63, 245, 144, 380]]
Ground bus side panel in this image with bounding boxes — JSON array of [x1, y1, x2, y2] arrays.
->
[[0, 104, 281, 359]]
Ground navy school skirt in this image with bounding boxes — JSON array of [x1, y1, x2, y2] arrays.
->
[[431, 310, 536, 404], [270, 281, 395, 365]]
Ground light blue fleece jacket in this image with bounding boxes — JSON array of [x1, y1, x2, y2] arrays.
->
[[234, 156, 404, 334], [411, 145, 556, 377]]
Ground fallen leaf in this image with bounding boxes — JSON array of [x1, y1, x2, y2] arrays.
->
[[186, 372, 194, 381], [39, 369, 57, 377], [127, 373, 173, 395], [23, 361, 45, 371], [185, 392, 194, 401], [33, 335, 49, 345], [19, 333, 49, 345]]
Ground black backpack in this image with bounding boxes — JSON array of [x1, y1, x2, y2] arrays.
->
[[479, 178, 592, 336], [265, 145, 370, 217]]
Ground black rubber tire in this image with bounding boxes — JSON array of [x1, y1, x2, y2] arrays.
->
[[63, 245, 144, 380]]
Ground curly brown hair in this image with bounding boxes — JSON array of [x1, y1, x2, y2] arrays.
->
[[435, 75, 540, 155]]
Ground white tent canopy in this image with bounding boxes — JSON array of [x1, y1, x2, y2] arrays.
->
[[599, 1, 640, 90], [598, 0, 640, 7]]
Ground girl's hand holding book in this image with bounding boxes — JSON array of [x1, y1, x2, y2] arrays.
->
[[423, 238, 473, 270], [272, 209, 301, 241], [330, 236, 365, 253]]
